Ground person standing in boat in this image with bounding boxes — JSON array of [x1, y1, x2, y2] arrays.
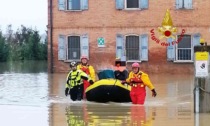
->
[[65, 61, 94, 101], [123, 62, 157, 104], [114, 58, 128, 80], [77, 56, 96, 99]]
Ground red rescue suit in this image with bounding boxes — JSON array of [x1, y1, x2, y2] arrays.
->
[[130, 75, 146, 104], [80, 66, 90, 98], [126, 71, 155, 105]]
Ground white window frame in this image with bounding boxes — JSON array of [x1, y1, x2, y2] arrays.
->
[[125, 34, 141, 62], [174, 34, 194, 63]]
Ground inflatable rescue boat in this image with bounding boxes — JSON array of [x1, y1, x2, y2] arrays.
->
[[85, 79, 131, 103]]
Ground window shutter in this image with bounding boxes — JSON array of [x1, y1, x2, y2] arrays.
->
[[116, 34, 125, 59], [176, 0, 183, 9], [58, 35, 66, 60], [167, 38, 175, 61], [139, 0, 148, 9], [140, 34, 148, 61], [184, 0, 192, 9], [81, 0, 88, 10], [81, 34, 89, 59], [116, 0, 124, 10], [193, 33, 201, 46], [68, 0, 72, 10], [58, 0, 66, 10]]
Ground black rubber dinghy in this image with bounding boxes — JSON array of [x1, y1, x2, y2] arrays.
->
[[85, 79, 131, 103]]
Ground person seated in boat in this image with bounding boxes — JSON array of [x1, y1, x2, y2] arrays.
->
[[122, 62, 157, 105], [65, 61, 94, 101], [77, 56, 96, 99], [114, 58, 128, 81]]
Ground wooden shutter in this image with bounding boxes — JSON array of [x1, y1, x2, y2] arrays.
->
[[184, 0, 192, 9], [116, 0, 124, 10], [58, 0, 66, 10], [116, 34, 125, 59], [58, 35, 66, 60], [140, 34, 148, 61], [81, 0, 88, 10], [139, 0, 148, 9], [167, 38, 175, 61], [176, 0, 183, 9], [80, 34, 89, 59]]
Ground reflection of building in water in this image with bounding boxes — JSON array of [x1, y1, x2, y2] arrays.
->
[[66, 105, 88, 126], [167, 78, 194, 124], [144, 74, 195, 126], [65, 104, 155, 126]]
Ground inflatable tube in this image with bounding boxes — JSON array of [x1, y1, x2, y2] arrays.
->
[[85, 79, 131, 103]]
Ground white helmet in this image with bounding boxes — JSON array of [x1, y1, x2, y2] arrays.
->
[[70, 61, 77, 67]]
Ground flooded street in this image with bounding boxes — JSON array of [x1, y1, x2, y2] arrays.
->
[[0, 61, 210, 126]]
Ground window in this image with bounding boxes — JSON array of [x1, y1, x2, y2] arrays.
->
[[176, 0, 192, 9], [58, 0, 88, 11], [116, 34, 148, 62], [176, 35, 192, 61], [126, 36, 140, 60], [67, 36, 81, 60], [167, 34, 200, 62], [126, 0, 139, 9], [68, 0, 81, 10], [116, 0, 148, 10], [58, 34, 89, 61]]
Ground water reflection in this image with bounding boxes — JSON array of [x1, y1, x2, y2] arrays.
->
[[0, 60, 47, 74], [64, 103, 155, 126], [59, 103, 194, 126]]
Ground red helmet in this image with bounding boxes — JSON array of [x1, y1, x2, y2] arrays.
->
[[132, 62, 140, 68], [80, 56, 88, 60]]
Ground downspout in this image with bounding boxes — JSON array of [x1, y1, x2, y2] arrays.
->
[[50, 0, 54, 73]]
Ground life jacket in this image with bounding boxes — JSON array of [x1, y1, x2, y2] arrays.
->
[[67, 70, 82, 88], [80, 65, 90, 75], [130, 72, 145, 88]]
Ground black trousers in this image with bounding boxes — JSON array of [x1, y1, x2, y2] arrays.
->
[[69, 84, 84, 101]]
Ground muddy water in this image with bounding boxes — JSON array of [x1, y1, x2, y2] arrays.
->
[[0, 61, 210, 126]]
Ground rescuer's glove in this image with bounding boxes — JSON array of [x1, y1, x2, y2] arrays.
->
[[151, 89, 157, 97], [89, 80, 94, 85], [65, 88, 69, 96]]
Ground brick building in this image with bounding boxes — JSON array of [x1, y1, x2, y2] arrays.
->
[[48, 0, 210, 74]]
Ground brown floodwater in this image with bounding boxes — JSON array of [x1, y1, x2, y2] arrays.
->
[[0, 61, 210, 126]]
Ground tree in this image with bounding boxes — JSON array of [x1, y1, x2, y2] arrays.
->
[[0, 25, 48, 62], [0, 31, 9, 61]]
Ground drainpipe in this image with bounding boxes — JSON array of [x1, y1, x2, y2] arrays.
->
[[49, 0, 54, 73]]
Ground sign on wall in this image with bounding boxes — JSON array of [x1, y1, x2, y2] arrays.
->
[[195, 52, 209, 77], [150, 9, 185, 47], [97, 37, 105, 47]]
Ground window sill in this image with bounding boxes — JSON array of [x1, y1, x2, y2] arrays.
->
[[64, 59, 80, 63], [175, 8, 194, 10], [124, 8, 141, 11], [126, 60, 142, 63], [173, 60, 194, 63], [64, 9, 83, 12]]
